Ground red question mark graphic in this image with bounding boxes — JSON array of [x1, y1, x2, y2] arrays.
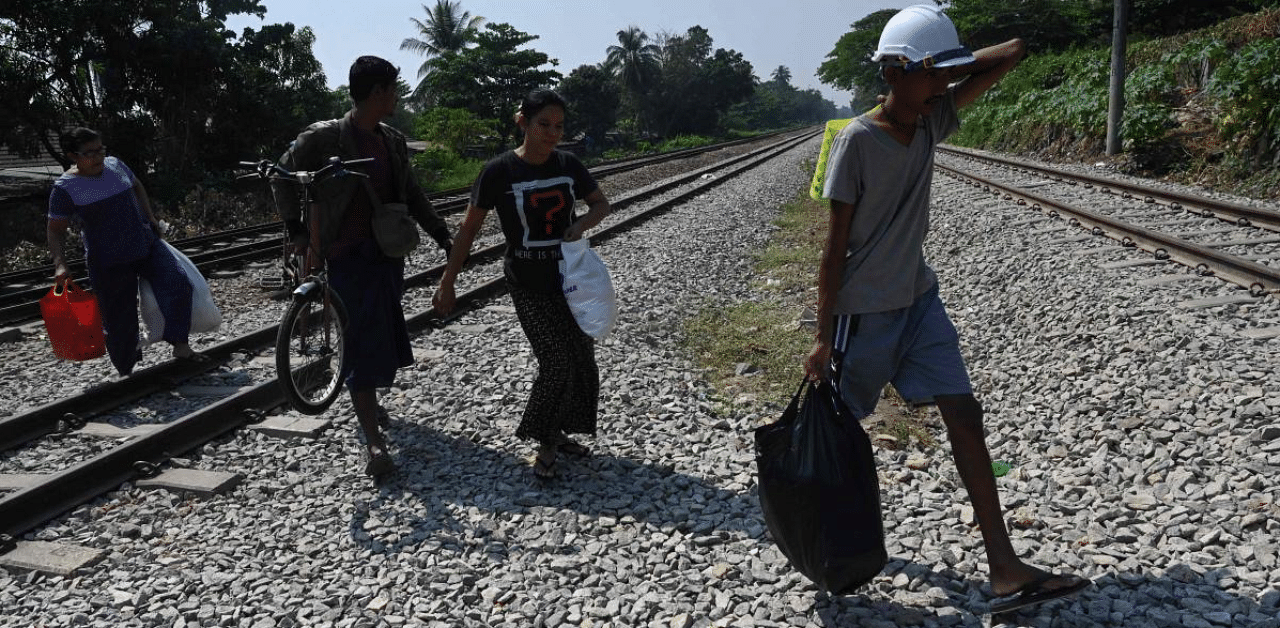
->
[[531, 190, 566, 235]]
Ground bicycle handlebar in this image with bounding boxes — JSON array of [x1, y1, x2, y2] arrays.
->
[[236, 156, 372, 184]]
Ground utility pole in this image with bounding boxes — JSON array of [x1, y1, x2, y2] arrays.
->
[[1106, 0, 1129, 155]]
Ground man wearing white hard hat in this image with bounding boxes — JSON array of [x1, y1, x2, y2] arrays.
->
[[805, 4, 1091, 615]]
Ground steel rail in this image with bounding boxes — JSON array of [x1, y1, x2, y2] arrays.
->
[[0, 131, 799, 326], [0, 129, 819, 539], [938, 144, 1280, 232], [936, 164, 1280, 297]]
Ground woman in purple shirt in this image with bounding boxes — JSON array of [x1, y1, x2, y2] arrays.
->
[[46, 127, 206, 375]]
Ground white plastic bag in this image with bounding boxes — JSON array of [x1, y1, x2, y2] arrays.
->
[[559, 239, 618, 339], [139, 241, 222, 345]]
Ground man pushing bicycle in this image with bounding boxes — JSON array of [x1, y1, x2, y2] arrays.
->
[[272, 55, 453, 479]]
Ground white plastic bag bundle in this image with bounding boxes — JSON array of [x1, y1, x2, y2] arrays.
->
[[139, 241, 222, 345], [559, 239, 618, 339]]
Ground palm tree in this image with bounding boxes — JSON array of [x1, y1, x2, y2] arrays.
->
[[400, 0, 484, 78], [771, 65, 793, 86], [604, 26, 660, 133]]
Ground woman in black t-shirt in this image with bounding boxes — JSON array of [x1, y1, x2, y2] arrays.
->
[[433, 90, 613, 479]]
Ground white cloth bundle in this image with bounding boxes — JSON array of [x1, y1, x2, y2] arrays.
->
[[139, 241, 222, 345]]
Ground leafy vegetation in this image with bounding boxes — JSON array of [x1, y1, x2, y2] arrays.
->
[[815, 1, 1280, 198], [411, 147, 486, 192], [0, 0, 339, 208], [949, 8, 1280, 196]]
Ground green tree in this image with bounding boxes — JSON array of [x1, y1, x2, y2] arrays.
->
[[770, 65, 792, 86], [400, 0, 483, 83], [727, 66, 837, 130], [644, 26, 755, 137], [817, 8, 897, 112], [604, 26, 660, 132], [556, 64, 620, 150], [1129, 0, 1280, 37], [212, 25, 335, 161], [0, 0, 334, 207], [945, 0, 1107, 53], [421, 22, 560, 146], [324, 86, 351, 119]]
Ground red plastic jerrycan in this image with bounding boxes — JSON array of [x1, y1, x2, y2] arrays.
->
[[39, 281, 107, 361]]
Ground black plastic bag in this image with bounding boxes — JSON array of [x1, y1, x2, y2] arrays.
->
[[754, 378, 887, 594]]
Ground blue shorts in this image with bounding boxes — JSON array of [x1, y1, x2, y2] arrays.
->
[[831, 284, 972, 419]]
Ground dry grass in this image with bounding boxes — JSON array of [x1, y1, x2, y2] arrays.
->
[[680, 169, 939, 449]]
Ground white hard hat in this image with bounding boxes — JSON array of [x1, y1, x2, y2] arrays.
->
[[871, 4, 975, 71]]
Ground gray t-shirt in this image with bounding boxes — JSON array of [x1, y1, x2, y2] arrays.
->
[[822, 90, 960, 315]]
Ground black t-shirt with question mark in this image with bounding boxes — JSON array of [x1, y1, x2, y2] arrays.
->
[[471, 150, 598, 293]]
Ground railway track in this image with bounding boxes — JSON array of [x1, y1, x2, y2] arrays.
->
[[936, 146, 1280, 299], [0, 128, 820, 568], [0, 130, 795, 328]]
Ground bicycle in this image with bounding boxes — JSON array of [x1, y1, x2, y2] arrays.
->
[[237, 156, 372, 414]]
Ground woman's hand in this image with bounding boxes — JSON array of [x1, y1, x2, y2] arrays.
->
[[563, 222, 585, 242], [432, 283, 456, 316], [53, 263, 71, 289]]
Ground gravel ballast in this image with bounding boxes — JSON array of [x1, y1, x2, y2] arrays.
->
[[1, 138, 1278, 628]]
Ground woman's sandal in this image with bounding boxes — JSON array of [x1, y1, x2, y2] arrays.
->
[[532, 448, 557, 479]]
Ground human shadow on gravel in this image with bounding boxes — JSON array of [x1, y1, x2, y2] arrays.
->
[[344, 426, 1279, 627], [345, 421, 771, 558], [810, 562, 1276, 628]]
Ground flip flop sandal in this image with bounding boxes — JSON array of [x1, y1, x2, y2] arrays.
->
[[991, 574, 1090, 614], [175, 351, 212, 364], [364, 445, 396, 478], [532, 453, 557, 480]]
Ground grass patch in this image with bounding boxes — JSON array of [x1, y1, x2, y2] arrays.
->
[[680, 168, 938, 449], [683, 301, 809, 407]]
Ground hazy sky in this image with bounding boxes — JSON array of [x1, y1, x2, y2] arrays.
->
[[225, 0, 921, 106]]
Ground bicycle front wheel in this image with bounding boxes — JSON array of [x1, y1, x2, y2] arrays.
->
[[276, 285, 349, 415]]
